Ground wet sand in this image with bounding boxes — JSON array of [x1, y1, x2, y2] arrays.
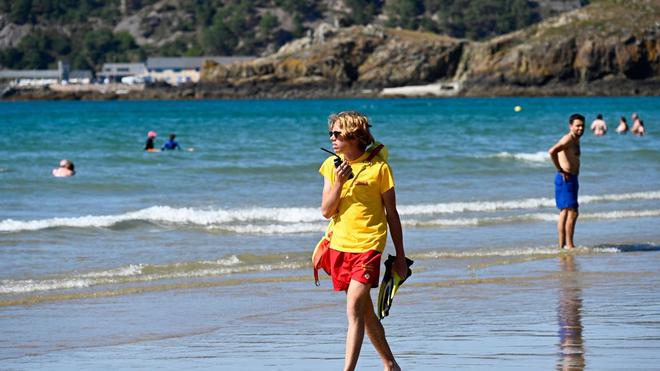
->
[[2, 245, 659, 370]]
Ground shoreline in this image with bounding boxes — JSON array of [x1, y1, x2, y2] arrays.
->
[[2, 246, 659, 370], [2, 79, 659, 101]]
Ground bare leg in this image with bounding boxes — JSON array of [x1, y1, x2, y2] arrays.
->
[[344, 280, 370, 371], [557, 209, 568, 248], [564, 208, 579, 249], [364, 294, 400, 371]]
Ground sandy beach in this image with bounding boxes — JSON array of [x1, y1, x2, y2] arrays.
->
[[3, 244, 659, 370]]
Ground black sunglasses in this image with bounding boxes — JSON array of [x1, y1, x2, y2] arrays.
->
[[328, 131, 343, 138]]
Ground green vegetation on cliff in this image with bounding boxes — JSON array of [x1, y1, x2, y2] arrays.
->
[[384, 0, 540, 39], [0, 0, 584, 71]]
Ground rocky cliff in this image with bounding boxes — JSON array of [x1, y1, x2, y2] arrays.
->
[[456, 0, 660, 95], [199, 0, 660, 97], [199, 26, 465, 98]]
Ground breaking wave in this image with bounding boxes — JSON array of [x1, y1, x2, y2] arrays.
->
[[414, 245, 621, 259], [1, 190, 659, 234], [488, 151, 550, 164], [1, 243, 633, 296], [406, 209, 660, 228], [0, 254, 306, 295], [398, 190, 660, 216]]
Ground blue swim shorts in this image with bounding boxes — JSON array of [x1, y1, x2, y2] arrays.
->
[[555, 172, 579, 210]]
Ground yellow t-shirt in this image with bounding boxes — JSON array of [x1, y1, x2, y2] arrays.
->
[[319, 151, 395, 253]]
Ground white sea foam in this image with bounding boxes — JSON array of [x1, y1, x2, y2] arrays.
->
[[0, 206, 322, 233], [0, 278, 92, 294], [80, 264, 144, 278], [490, 151, 550, 164], [404, 213, 557, 227], [580, 191, 660, 204], [0, 255, 306, 295], [586, 209, 660, 220], [416, 246, 621, 259], [405, 210, 660, 228], [202, 255, 241, 266], [398, 190, 660, 216], [1, 190, 659, 234], [215, 222, 327, 234], [398, 198, 556, 215]]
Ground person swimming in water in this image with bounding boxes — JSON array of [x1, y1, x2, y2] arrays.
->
[[590, 114, 607, 136], [144, 131, 158, 152], [161, 133, 182, 151], [631, 113, 646, 136], [616, 116, 628, 134], [52, 159, 75, 177]]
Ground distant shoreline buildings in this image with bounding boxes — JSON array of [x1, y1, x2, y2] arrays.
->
[[0, 56, 255, 89]]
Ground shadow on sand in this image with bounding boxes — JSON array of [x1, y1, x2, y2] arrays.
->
[[593, 243, 660, 253]]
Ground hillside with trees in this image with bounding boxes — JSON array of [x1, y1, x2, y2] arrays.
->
[[198, 0, 659, 98], [0, 0, 585, 72]]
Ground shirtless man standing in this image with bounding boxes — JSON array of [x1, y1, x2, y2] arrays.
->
[[549, 114, 585, 249]]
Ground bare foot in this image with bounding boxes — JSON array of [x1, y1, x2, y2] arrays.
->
[[384, 361, 401, 371]]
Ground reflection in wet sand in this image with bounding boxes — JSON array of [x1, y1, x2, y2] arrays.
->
[[557, 254, 585, 370]]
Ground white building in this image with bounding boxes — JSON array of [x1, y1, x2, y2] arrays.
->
[[97, 63, 147, 83], [0, 61, 92, 86]]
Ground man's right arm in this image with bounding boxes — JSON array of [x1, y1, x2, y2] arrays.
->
[[322, 175, 346, 219], [549, 137, 569, 179], [321, 160, 353, 218]]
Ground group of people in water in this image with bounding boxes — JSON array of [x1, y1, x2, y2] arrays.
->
[[590, 112, 646, 136], [144, 131, 182, 152], [51, 131, 184, 177]]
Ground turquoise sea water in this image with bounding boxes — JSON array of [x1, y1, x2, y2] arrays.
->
[[1, 98, 659, 370]]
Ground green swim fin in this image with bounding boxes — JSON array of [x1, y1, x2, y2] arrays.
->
[[377, 255, 414, 320]]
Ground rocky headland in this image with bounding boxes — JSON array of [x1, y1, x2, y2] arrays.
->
[[198, 0, 660, 98], [4, 0, 659, 100]]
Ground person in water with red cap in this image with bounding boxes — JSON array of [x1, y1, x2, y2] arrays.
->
[[144, 131, 158, 152]]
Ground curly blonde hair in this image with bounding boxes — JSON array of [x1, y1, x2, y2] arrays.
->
[[328, 111, 374, 150]]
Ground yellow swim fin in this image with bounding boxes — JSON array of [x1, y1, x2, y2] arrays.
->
[[377, 255, 413, 320]]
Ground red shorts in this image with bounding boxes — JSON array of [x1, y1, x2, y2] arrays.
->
[[329, 248, 382, 291]]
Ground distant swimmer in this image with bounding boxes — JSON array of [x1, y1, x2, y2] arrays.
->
[[52, 159, 75, 177], [548, 113, 584, 249], [161, 133, 182, 151], [144, 131, 159, 152], [590, 114, 607, 136], [616, 116, 628, 134], [631, 113, 646, 136]]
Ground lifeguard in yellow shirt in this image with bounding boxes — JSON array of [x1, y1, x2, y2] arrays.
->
[[319, 111, 408, 371]]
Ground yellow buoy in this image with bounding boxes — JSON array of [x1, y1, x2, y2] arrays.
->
[[514, 105, 522, 112]]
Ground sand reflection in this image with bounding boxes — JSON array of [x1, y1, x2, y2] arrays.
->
[[557, 254, 585, 370]]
